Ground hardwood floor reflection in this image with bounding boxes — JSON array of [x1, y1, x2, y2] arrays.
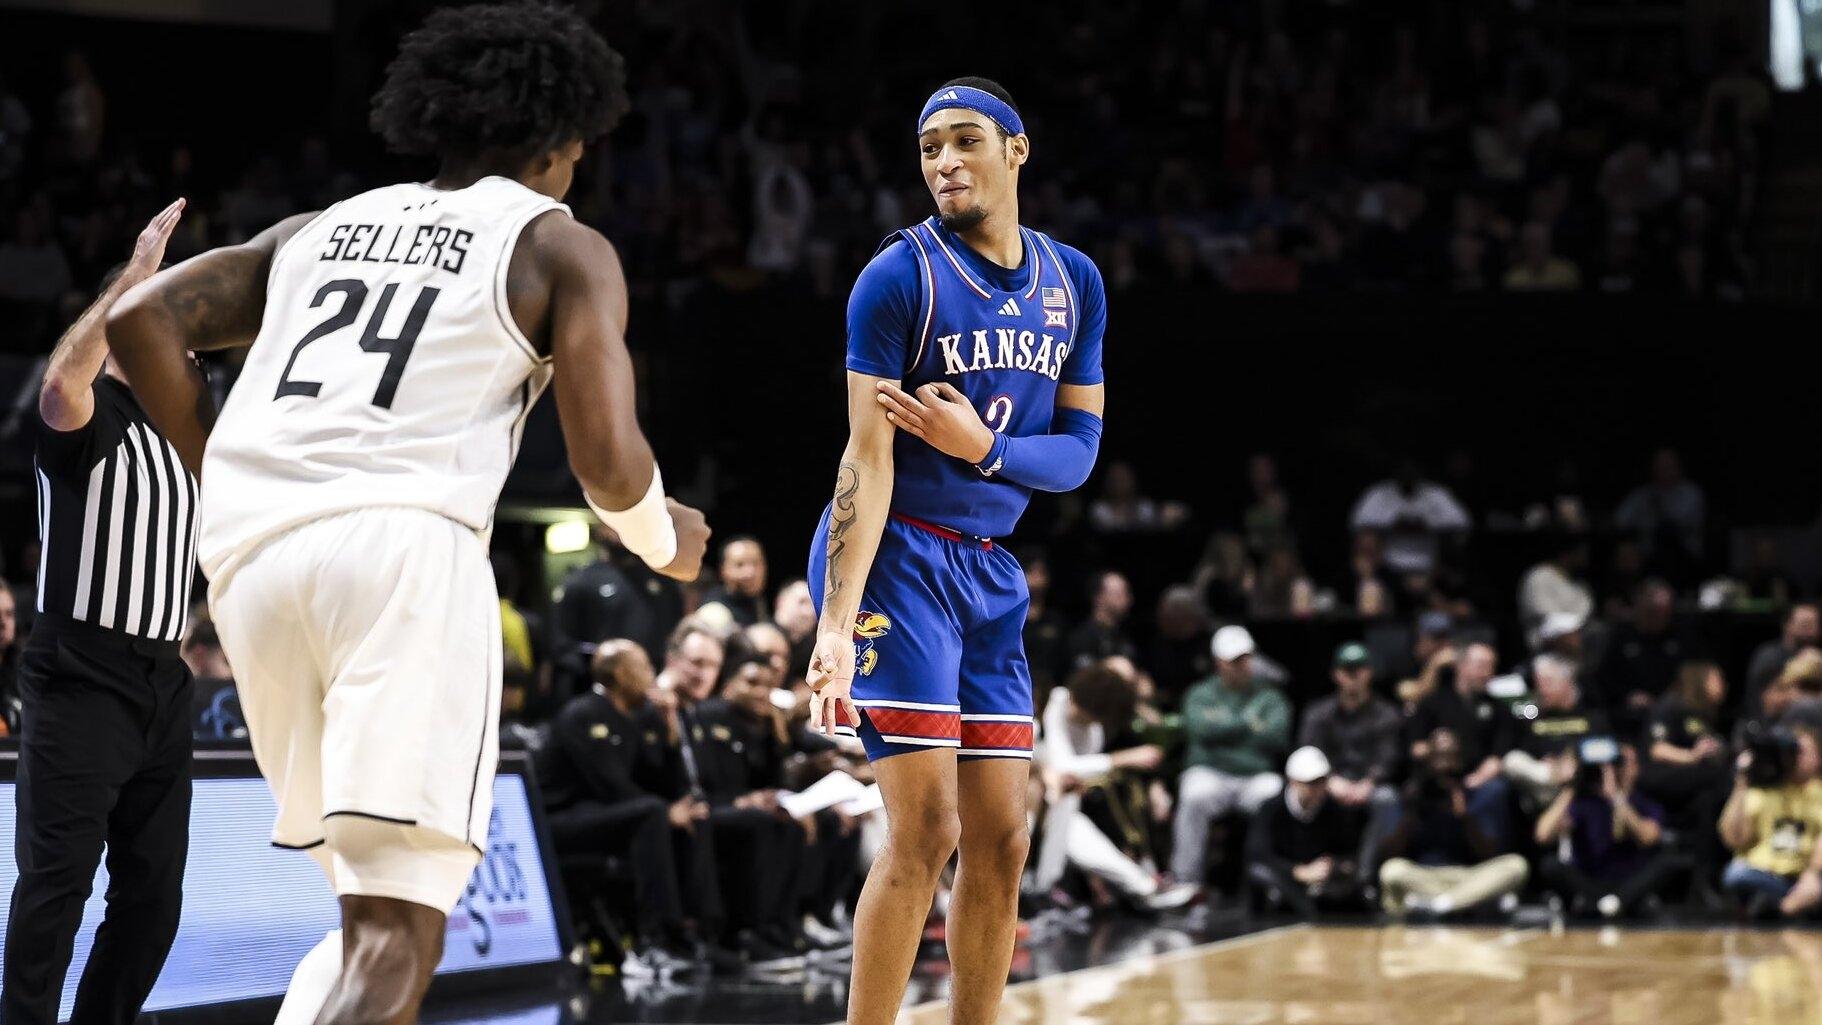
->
[[900, 923, 1822, 1025]]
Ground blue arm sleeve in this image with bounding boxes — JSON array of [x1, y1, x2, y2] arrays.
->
[[976, 406, 1103, 493], [844, 241, 920, 379]]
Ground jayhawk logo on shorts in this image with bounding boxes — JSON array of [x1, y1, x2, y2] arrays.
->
[[854, 611, 891, 677]]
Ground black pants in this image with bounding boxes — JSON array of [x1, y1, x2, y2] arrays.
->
[[1538, 849, 1690, 913], [546, 796, 686, 940], [3, 623, 193, 1025], [670, 817, 724, 932], [706, 806, 803, 935], [1639, 762, 1731, 885], [1247, 861, 1366, 919], [792, 809, 861, 922]]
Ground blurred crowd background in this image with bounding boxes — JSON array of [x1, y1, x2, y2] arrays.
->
[[4, 0, 1822, 975]]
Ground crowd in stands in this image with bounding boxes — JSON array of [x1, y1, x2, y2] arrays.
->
[[0, 0, 1806, 983], [483, 449, 1822, 971], [0, 0, 1775, 362], [6, 424, 1822, 976], [441, 435, 1822, 956]]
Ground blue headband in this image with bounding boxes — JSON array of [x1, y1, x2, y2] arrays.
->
[[917, 85, 1024, 138]]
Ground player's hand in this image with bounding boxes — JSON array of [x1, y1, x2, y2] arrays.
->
[[806, 629, 860, 736], [655, 498, 710, 581], [119, 198, 185, 290], [876, 381, 996, 464]]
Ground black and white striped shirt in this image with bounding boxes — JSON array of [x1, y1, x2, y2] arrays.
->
[[33, 375, 199, 642]]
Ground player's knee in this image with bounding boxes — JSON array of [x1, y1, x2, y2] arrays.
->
[[890, 802, 961, 873], [962, 818, 1030, 881], [340, 901, 444, 988]]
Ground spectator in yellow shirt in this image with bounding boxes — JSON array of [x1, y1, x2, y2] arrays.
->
[[1720, 726, 1822, 918]]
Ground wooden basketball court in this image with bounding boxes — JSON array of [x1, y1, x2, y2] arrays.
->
[[896, 923, 1822, 1025]]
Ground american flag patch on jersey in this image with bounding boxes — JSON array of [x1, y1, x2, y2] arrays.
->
[[1042, 287, 1067, 308]]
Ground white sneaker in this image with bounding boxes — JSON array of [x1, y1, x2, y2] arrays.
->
[[618, 949, 653, 979], [621, 947, 698, 980], [803, 915, 853, 947], [1596, 894, 1622, 919], [1142, 882, 1201, 911]]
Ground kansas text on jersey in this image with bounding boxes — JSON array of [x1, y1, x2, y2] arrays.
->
[[846, 216, 1106, 539]]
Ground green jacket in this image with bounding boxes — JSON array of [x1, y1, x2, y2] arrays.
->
[[1182, 675, 1291, 777]]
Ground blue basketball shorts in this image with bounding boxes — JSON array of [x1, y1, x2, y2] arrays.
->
[[806, 507, 1034, 762]]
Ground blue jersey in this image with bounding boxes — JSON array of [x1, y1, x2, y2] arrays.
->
[[845, 216, 1106, 538]]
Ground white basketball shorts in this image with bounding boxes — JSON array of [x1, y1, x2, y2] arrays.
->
[[209, 506, 501, 869]]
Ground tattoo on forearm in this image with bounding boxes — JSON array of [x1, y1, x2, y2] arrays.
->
[[154, 251, 263, 346], [825, 462, 860, 608]]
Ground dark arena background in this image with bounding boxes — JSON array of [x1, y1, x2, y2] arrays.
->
[[2, 0, 1822, 1023]]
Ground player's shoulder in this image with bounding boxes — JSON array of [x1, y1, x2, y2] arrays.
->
[[522, 208, 618, 265], [848, 231, 922, 311], [517, 210, 623, 293], [856, 231, 922, 283]]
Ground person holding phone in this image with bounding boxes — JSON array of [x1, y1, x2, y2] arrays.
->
[[1535, 740, 1686, 919]]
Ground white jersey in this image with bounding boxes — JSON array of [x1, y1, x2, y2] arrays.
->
[[199, 176, 565, 580]]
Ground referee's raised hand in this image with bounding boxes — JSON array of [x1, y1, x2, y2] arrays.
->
[[14, 192, 201, 1025], [121, 198, 186, 287], [40, 198, 188, 434]]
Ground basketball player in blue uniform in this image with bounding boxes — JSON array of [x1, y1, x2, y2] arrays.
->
[[805, 78, 1106, 1025]]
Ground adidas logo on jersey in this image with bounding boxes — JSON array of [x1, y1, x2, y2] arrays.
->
[[997, 298, 1022, 317]]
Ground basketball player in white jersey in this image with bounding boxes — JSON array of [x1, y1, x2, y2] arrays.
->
[[106, 6, 708, 1024]]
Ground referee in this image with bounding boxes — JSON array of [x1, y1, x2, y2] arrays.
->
[[3, 200, 196, 1025]]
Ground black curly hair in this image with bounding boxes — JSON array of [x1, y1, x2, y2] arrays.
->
[[370, 2, 629, 170]]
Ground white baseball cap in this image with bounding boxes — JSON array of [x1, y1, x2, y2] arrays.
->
[[1285, 746, 1331, 783], [1212, 625, 1256, 663], [1538, 611, 1586, 642]]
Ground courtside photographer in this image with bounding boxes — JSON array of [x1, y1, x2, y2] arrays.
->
[[1719, 724, 1822, 919]]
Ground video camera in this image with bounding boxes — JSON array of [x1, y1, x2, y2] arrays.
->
[[1740, 722, 1800, 788], [1574, 735, 1620, 796]]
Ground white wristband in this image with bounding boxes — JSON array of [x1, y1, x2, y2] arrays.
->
[[585, 464, 677, 571]]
